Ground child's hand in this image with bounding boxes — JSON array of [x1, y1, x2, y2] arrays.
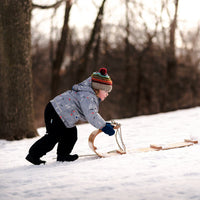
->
[[101, 123, 115, 136]]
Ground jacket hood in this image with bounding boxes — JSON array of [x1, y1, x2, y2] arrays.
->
[[72, 77, 95, 94]]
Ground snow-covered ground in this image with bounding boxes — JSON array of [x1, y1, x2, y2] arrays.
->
[[1, 107, 200, 200]]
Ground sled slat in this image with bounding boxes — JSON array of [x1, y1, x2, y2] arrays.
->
[[184, 139, 198, 144]]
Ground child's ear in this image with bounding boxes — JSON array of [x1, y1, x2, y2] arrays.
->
[[93, 89, 99, 95]]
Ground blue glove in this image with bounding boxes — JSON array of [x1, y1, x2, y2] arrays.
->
[[101, 123, 115, 136]]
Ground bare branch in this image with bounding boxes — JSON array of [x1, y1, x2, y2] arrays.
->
[[32, 0, 64, 10]]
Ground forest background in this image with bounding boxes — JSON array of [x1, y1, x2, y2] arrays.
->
[[0, 0, 200, 140]]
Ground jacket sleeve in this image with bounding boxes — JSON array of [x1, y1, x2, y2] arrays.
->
[[80, 95, 106, 129]]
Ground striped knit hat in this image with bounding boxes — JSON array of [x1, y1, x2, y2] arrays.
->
[[91, 68, 112, 92]]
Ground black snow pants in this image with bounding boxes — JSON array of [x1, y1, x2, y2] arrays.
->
[[28, 102, 77, 158]]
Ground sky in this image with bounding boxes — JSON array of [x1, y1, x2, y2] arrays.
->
[[32, 0, 200, 38]]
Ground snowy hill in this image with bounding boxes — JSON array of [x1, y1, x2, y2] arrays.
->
[[1, 107, 200, 200]]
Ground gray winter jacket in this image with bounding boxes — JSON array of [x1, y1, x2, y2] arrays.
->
[[50, 77, 106, 129]]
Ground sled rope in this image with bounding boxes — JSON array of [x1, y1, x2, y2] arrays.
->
[[87, 120, 127, 157], [111, 120, 126, 152]]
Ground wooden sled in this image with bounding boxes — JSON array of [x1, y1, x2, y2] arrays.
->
[[127, 139, 198, 153], [88, 124, 198, 157], [88, 123, 126, 158]]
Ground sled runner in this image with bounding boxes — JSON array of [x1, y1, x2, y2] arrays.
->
[[150, 142, 193, 150], [88, 121, 198, 157], [128, 139, 198, 153], [128, 141, 193, 153]]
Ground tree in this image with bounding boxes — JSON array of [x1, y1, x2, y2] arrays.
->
[[165, 0, 179, 110], [32, 0, 72, 98], [51, 0, 72, 98], [122, 0, 137, 117], [0, 0, 37, 140], [76, 0, 107, 82]]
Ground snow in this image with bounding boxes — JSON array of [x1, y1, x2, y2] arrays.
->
[[1, 107, 200, 200]]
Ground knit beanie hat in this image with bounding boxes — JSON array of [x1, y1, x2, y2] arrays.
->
[[91, 68, 112, 92]]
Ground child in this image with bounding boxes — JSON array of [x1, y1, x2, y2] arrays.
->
[[26, 67, 115, 165]]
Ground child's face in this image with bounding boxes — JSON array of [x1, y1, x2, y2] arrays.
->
[[97, 90, 109, 101]]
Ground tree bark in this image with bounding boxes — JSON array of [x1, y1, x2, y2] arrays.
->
[[0, 0, 37, 140]]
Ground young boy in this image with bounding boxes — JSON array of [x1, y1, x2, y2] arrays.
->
[[26, 67, 115, 165]]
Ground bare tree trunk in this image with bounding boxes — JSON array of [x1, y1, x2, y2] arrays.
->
[[165, 0, 179, 110], [167, 0, 179, 71], [51, 0, 72, 98], [136, 35, 154, 115], [76, 0, 107, 82], [93, 33, 101, 68], [0, 0, 37, 140], [122, 0, 137, 117]]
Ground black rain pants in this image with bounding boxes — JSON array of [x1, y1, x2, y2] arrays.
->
[[28, 102, 77, 158]]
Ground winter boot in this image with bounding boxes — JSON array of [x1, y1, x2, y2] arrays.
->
[[57, 154, 79, 162], [26, 154, 46, 165]]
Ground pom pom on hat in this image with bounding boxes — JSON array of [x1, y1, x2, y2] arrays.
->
[[99, 68, 107, 76], [91, 67, 112, 92]]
